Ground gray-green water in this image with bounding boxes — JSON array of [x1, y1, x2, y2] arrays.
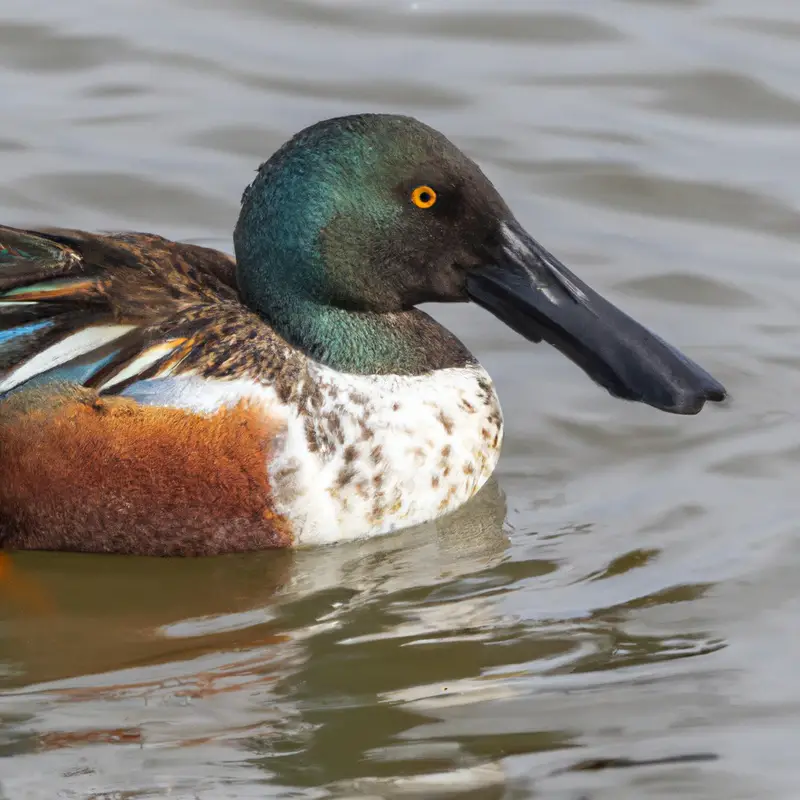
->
[[0, 0, 799, 797]]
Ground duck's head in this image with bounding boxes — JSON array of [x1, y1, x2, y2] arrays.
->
[[234, 113, 726, 415]]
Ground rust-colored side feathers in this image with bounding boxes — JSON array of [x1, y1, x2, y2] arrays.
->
[[0, 385, 292, 555]]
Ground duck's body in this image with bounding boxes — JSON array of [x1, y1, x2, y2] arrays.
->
[[0, 115, 725, 555], [0, 226, 501, 551]]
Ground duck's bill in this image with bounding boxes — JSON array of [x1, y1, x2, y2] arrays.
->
[[467, 219, 726, 414]]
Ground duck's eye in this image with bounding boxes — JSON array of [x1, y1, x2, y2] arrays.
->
[[410, 185, 437, 209]]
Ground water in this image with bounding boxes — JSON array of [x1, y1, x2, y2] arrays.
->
[[0, 0, 798, 796]]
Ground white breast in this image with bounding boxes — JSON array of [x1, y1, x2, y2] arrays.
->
[[269, 362, 504, 545]]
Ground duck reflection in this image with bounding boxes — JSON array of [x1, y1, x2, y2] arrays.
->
[[0, 477, 509, 687]]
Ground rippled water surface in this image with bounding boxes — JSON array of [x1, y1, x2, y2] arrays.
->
[[1, 0, 800, 797]]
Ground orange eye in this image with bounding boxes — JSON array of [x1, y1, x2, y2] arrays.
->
[[411, 185, 437, 209]]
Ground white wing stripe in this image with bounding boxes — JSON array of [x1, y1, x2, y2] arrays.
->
[[0, 324, 136, 392], [95, 339, 185, 392]]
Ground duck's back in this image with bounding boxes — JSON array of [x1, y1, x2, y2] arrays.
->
[[0, 226, 267, 395]]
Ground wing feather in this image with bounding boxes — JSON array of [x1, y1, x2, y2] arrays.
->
[[0, 225, 258, 398]]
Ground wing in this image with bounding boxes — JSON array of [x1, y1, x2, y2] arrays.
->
[[0, 225, 277, 397]]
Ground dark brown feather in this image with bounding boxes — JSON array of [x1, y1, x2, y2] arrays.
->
[[0, 225, 303, 392]]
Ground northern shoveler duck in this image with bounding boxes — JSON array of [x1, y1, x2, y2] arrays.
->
[[0, 114, 726, 555]]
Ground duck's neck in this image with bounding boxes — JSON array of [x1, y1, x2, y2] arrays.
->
[[239, 283, 474, 376]]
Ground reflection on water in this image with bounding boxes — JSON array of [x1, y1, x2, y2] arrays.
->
[[0, 480, 505, 681], [1, 0, 800, 797]]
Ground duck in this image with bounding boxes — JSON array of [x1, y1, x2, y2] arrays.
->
[[0, 114, 727, 556]]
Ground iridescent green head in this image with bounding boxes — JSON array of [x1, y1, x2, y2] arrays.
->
[[235, 114, 506, 316], [234, 114, 726, 415]]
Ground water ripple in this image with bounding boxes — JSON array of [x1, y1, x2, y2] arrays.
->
[[0, 0, 798, 797]]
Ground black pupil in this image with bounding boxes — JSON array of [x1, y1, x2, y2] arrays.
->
[[419, 191, 431, 204]]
